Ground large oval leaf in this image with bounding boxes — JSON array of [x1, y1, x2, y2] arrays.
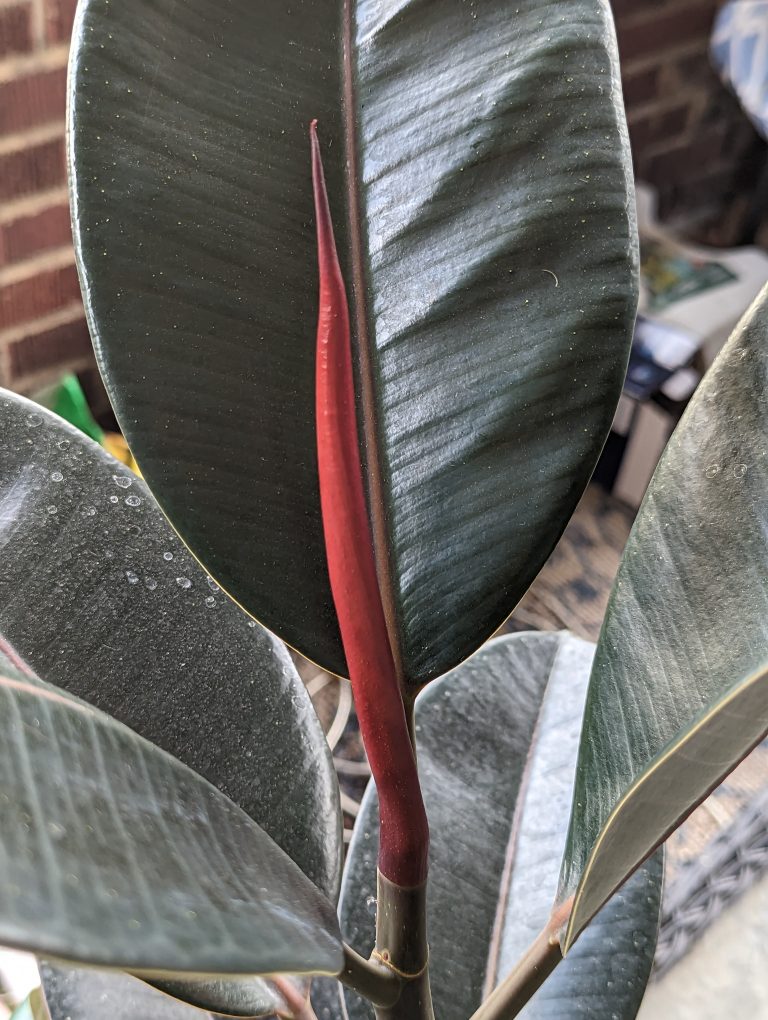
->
[[339, 633, 661, 1020], [558, 284, 768, 950], [0, 644, 342, 976], [42, 965, 309, 1020], [42, 961, 313, 1020], [40, 963, 207, 1020], [69, 0, 636, 685], [147, 975, 311, 1020], [0, 388, 341, 902]]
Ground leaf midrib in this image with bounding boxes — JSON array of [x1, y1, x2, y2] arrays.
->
[[341, 0, 405, 684]]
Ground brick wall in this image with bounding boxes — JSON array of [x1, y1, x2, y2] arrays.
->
[[0, 0, 764, 395], [0, 0, 91, 394], [614, 0, 766, 236]]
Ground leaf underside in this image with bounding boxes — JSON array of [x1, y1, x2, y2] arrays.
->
[[69, 0, 636, 686], [339, 632, 661, 1020], [42, 961, 311, 1020], [147, 973, 309, 1018], [0, 390, 342, 1015], [0, 388, 341, 903], [40, 963, 208, 1020], [0, 644, 343, 978], [559, 284, 768, 948]]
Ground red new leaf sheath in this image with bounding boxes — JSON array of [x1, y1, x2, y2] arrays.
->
[[311, 121, 429, 888]]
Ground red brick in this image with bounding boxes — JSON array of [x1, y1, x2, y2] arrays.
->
[[0, 262, 80, 331], [666, 49, 723, 93], [621, 65, 660, 107], [0, 3, 33, 58], [666, 165, 740, 214], [8, 315, 91, 380], [640, 123, 731, 182], [611, 0, 672, 25], [616, 3, 719, 61], [0, 67, 67, 136], [0, 137, 66, 202], [0, 204, 71, 266], [45, 0, 78, 44], [628, 104, 690, 152]]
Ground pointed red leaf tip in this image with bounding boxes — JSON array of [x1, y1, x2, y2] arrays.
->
[[311, 121, 429, 888]]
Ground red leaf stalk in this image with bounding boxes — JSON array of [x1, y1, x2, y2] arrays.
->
[[311, 121, 429, 888]]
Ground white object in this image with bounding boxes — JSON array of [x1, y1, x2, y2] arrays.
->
[[613, 400, 675, 509], [636, 182, 768, 366], [711, 0, 768, 141], [0, 950, 38, 1007], [662, 367, 701, 403]]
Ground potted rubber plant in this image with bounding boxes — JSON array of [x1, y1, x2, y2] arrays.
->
[[0, 1, 766, 1019]]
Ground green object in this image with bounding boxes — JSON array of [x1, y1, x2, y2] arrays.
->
[[11, 989, 47, 1020], [0, 388, 341, 903], [641, 237, 738, 312], [69, 0, 636, 686], [0, 644, 342, 977], [0, 388, 343, 1017], [558, 285, 768, 950], [143, 974, 307, 1018], [340, 633, 661, 1020], [34, 373, 104, 445], [9, 996, 34, 1020], [40, 966, 197, 1020]]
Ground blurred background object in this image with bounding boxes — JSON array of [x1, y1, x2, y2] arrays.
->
[[0, 0, 98, 399], [0, 0, 767, 406], [615, 0, 767, 246], [711, 1, 768, 145]]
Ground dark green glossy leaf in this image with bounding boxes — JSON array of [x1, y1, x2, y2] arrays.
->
[[339, 632, 661, 1020], [42, 962, 312, 1020], [0, 646, 342, 976], [0, 389, 342, 1017], [148, 974, 308, 1018], [69, 0, 636, 685], [40, 963, 208, 1020], [0, 388, 341, 902], [558, 284, 768, 950]]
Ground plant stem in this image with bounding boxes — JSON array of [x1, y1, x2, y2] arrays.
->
[[469, 927, 563, 1020], [373, 872, 433, 1020], [340, 944, 401, 1008], [312, 121, 433, 1020]]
